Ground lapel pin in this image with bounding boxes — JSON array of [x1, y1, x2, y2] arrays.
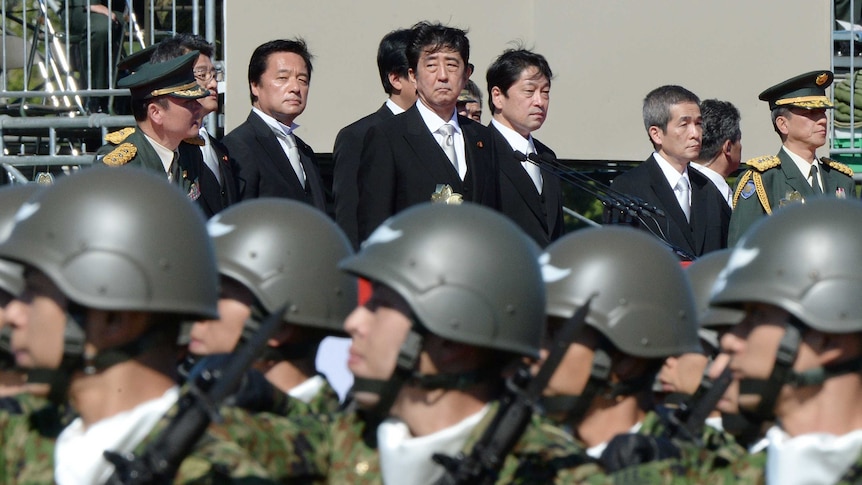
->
[[476, 141, 484, 148]]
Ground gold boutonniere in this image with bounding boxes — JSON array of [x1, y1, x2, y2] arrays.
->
[[431, 184, 463, 205]]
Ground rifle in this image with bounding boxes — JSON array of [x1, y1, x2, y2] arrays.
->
[[432, 299, 593, 485], [665, 365, 733, 444], [103, 305, 287, 484]]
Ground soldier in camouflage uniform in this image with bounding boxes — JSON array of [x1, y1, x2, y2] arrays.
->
[[94, 50, 209, 202], [219, 203, 591, 483], [696, 197, 862, 484], [0, 168, 274, 484], [187, 198, 356, 416], [539, 227, 744, 475], [728, 70, 855, 245]]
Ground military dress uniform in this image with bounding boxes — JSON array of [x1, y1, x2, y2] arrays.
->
[[727, 70, 856, 245], [728, 151, 854, 244]]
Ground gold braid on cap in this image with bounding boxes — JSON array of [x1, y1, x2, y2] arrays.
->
[[150, 81, 200, 98], [774, 96, 833, 108]]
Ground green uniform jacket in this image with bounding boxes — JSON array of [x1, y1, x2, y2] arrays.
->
[[728, 149, 855, 245], [94, 127, 202, 201], [224, 400, 596, 484], [0, 395, 274, 484]]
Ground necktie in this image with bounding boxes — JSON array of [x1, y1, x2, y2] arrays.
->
[[283, 132, 306, 189], [524, 151, 543, 194], [199, 129, 222, 186], [437, 124, 459, 176], [809, 165, 823, 195], [168, 151, 180, 184], [675, 176, 691, 222]]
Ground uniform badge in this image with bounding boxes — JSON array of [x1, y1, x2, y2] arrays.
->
[[816, 73, 829, 86], [34, 172, 54, 185], [837, 187, 847, 199], [431, 184, 463, 205], [779, 190, 804, 208], [740, 180, 756, 199], [187, 181, 201, 200]]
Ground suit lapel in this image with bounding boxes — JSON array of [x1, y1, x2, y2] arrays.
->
[[295, 136, 327, 210], [536, 144, 562, 233], [688, 169, 711, 255], [492, 126, 547, 229], [403, 107, 462, 189]]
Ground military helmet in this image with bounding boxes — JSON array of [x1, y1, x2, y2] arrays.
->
[[339, 203, 545, 359], [0, 168, 218, 320], [685, 249, 745, 330], [207, 199, 356, 333], [544, 226, 701, 358], [712, 198, 862, 334], [0, 184, 41, 298]]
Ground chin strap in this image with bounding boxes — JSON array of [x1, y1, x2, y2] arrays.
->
[[738, 321, 801, 422], [350, 326, 424, 419], [82, 325, 164, 375], [25, 304, 87, 403], [541, 345, 612, 425], [409, 366, 500, 391], [236, 303, 319, 363]]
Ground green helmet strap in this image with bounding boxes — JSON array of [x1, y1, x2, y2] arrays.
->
[[738, 321, 801, 422], [350, 327, 424, 419]]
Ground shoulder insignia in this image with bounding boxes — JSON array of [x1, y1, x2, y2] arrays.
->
[[746, 155, 781, 172], [822, 157, 854, 177], [182, 136, 206, 146], [104, 127, 136, 144], [740, 180, 756, 199], [102, 142, 137, 166]]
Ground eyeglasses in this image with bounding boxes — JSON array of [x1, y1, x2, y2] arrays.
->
[[193, 67, 224, 83]]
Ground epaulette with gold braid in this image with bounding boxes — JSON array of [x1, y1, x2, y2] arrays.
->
[[822, 157, 854, 177], [102, 143, 137, 166], [104, 127, 135, 144], [182, 136, 206, 146], [745, 155, 781, 172]]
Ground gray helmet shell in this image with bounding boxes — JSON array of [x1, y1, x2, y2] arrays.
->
[[712, 198, 862, 334], [207, 199, 356, 333], [0, 184, 41, 297], [544, 226, 701, 358], [339, 203, 545, 359], [0, 168, 218, 319], [685, 249, 745, 330]]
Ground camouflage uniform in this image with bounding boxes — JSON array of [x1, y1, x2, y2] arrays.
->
[[0, 398, 68, 484], [224, 401, 595, 484], [299, 378, 341, 416]]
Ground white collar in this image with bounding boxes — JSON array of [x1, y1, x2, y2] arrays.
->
[[287, 374, 326, 404], [690, 163, 732, 206], [653, 151, 690, 189], [386, 98, 407, 115], [766, 424, 862, 485], [252, 107, 299, 137], [782, 145, 820, 178], [378, 405, 490, 485], [491, 118, 535, 155], [55, 386, 179, 485], [415, 99, 460, 135], [586, 421, 644, 459], [141, 132, 177, 174]]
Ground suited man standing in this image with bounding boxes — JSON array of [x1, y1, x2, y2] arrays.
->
[[223, 39, 327, 213], [151, 34, 241, 218], [332, 28, 417, 249], [487, 48, 563, 248], [611, 85, 728, 258], [356, 21, 499, 242], [691, 99, 743, 209]]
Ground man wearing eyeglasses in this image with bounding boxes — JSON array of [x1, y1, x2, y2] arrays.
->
[[151, 34, 241, 218]]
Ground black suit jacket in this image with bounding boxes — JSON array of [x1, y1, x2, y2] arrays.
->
[[332, 103, 395, 249], [356, 105, 500, 242], [611, 155, 729, 257], [178, 133, 241, 219], [222, 111, 327, 213], [490, 124, 564, 248]]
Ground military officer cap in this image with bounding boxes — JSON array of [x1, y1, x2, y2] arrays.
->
[[118, 49, 208, 101], [116, 44, 157, 73], [758, 70, 834, 110], [457, 88, 479, 104]]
